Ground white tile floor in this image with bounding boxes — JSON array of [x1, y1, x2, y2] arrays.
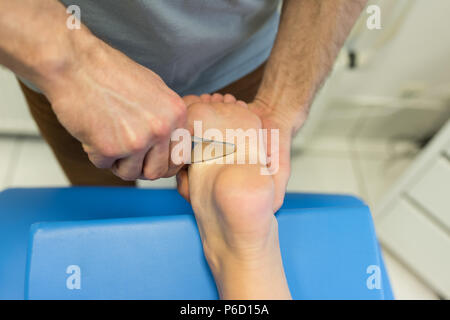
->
[[0, 138, 16, 188], [0, 135, 440, 300], [287, 150, 360, 195], [9, 138, 68, 187]]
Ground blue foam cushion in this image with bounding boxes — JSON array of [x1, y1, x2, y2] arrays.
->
[[0, 187, 393, 300]]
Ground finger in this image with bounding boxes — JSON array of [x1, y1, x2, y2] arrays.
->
[[269, 139, 291, 212], [237, 100, 248, 108], [83, 144, 116, 169], [111, 151, 146, 181], [272, 162, 290, 212], [141, 139, 170, 180], [164, 131, 192, 177], [224, 94, 237, 103], [165, 143, 186, 177], [262, 126, 291, 212], [176, 168, 190, 203], [183, 95, 202, 106], [164, 163, 185, 178], [165, 140, 185, 177], [87, 153, 116, 169], [211, 93, 224, 103]]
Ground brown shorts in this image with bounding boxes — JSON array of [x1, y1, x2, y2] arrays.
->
[[18, 63, 265, 186]]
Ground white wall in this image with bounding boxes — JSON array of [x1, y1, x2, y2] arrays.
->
[[0, 66, 38, 135], [297, 0, 450, 148]]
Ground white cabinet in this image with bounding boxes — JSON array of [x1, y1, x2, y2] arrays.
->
[[409, 157, 450, 230], [375, 120, 450, 298], [377, 199, 450, 296], [446, 141, 450, 158]]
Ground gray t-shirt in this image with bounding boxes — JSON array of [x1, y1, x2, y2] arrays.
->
[[24, 0, 281, 95]]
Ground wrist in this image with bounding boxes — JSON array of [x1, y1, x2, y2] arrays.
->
[[251, 95, 308, 136], [32, 25, 99, 100]]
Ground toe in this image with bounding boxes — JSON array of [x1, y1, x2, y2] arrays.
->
[[200, 94, 212, 103], [237, 100, 248, 108], [224, 94, 237, 103], [183, 95, 202, 106], [211, 93, 224, 103]]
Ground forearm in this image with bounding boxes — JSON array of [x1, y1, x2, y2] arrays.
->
[[256, 0, 367, 133], [0, 0, 95, 94]]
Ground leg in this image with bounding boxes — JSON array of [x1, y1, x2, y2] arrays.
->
[[18, 80, 135, 186], [178, 96, 291, 299]]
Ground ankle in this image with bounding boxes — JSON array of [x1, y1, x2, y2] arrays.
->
[[204, 235, 291, 300]]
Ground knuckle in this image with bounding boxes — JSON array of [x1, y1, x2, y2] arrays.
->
[[170, 96, 187, 122], [97, 144, 119, 158], [124, 133, 149, 153], [129, 138, 147, 153], [151, 119, 171, 139]]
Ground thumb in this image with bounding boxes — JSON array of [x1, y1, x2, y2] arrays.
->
[[176, 168, 190, 203], [271, 149, 291, 212], [265, 128, 291, 212]]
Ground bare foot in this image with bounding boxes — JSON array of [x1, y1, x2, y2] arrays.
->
[[177, 94, 291, 299]]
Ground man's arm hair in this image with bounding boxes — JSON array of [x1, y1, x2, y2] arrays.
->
[[0, 0, 94, 93], [256, 0, 368, 132]]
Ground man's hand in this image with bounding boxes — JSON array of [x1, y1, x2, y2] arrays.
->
[[248, 99, 306, 212], [45, 38, 187, 181], [247, 0, 367, 209], [0, 0, 187, 181]]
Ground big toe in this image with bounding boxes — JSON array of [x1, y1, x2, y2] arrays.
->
[[183, 95, 202, 106]]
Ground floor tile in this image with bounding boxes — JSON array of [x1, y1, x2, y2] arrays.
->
[[292, 136, 353, 157], [138, 177, 177, 189], [8, 138, 69, 187], [287, 151, 361, 196], [353, 151, 415, 208], [0, 67, 39, 135], [382, 248, 439, 300], [0, 137, 17, 190]]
